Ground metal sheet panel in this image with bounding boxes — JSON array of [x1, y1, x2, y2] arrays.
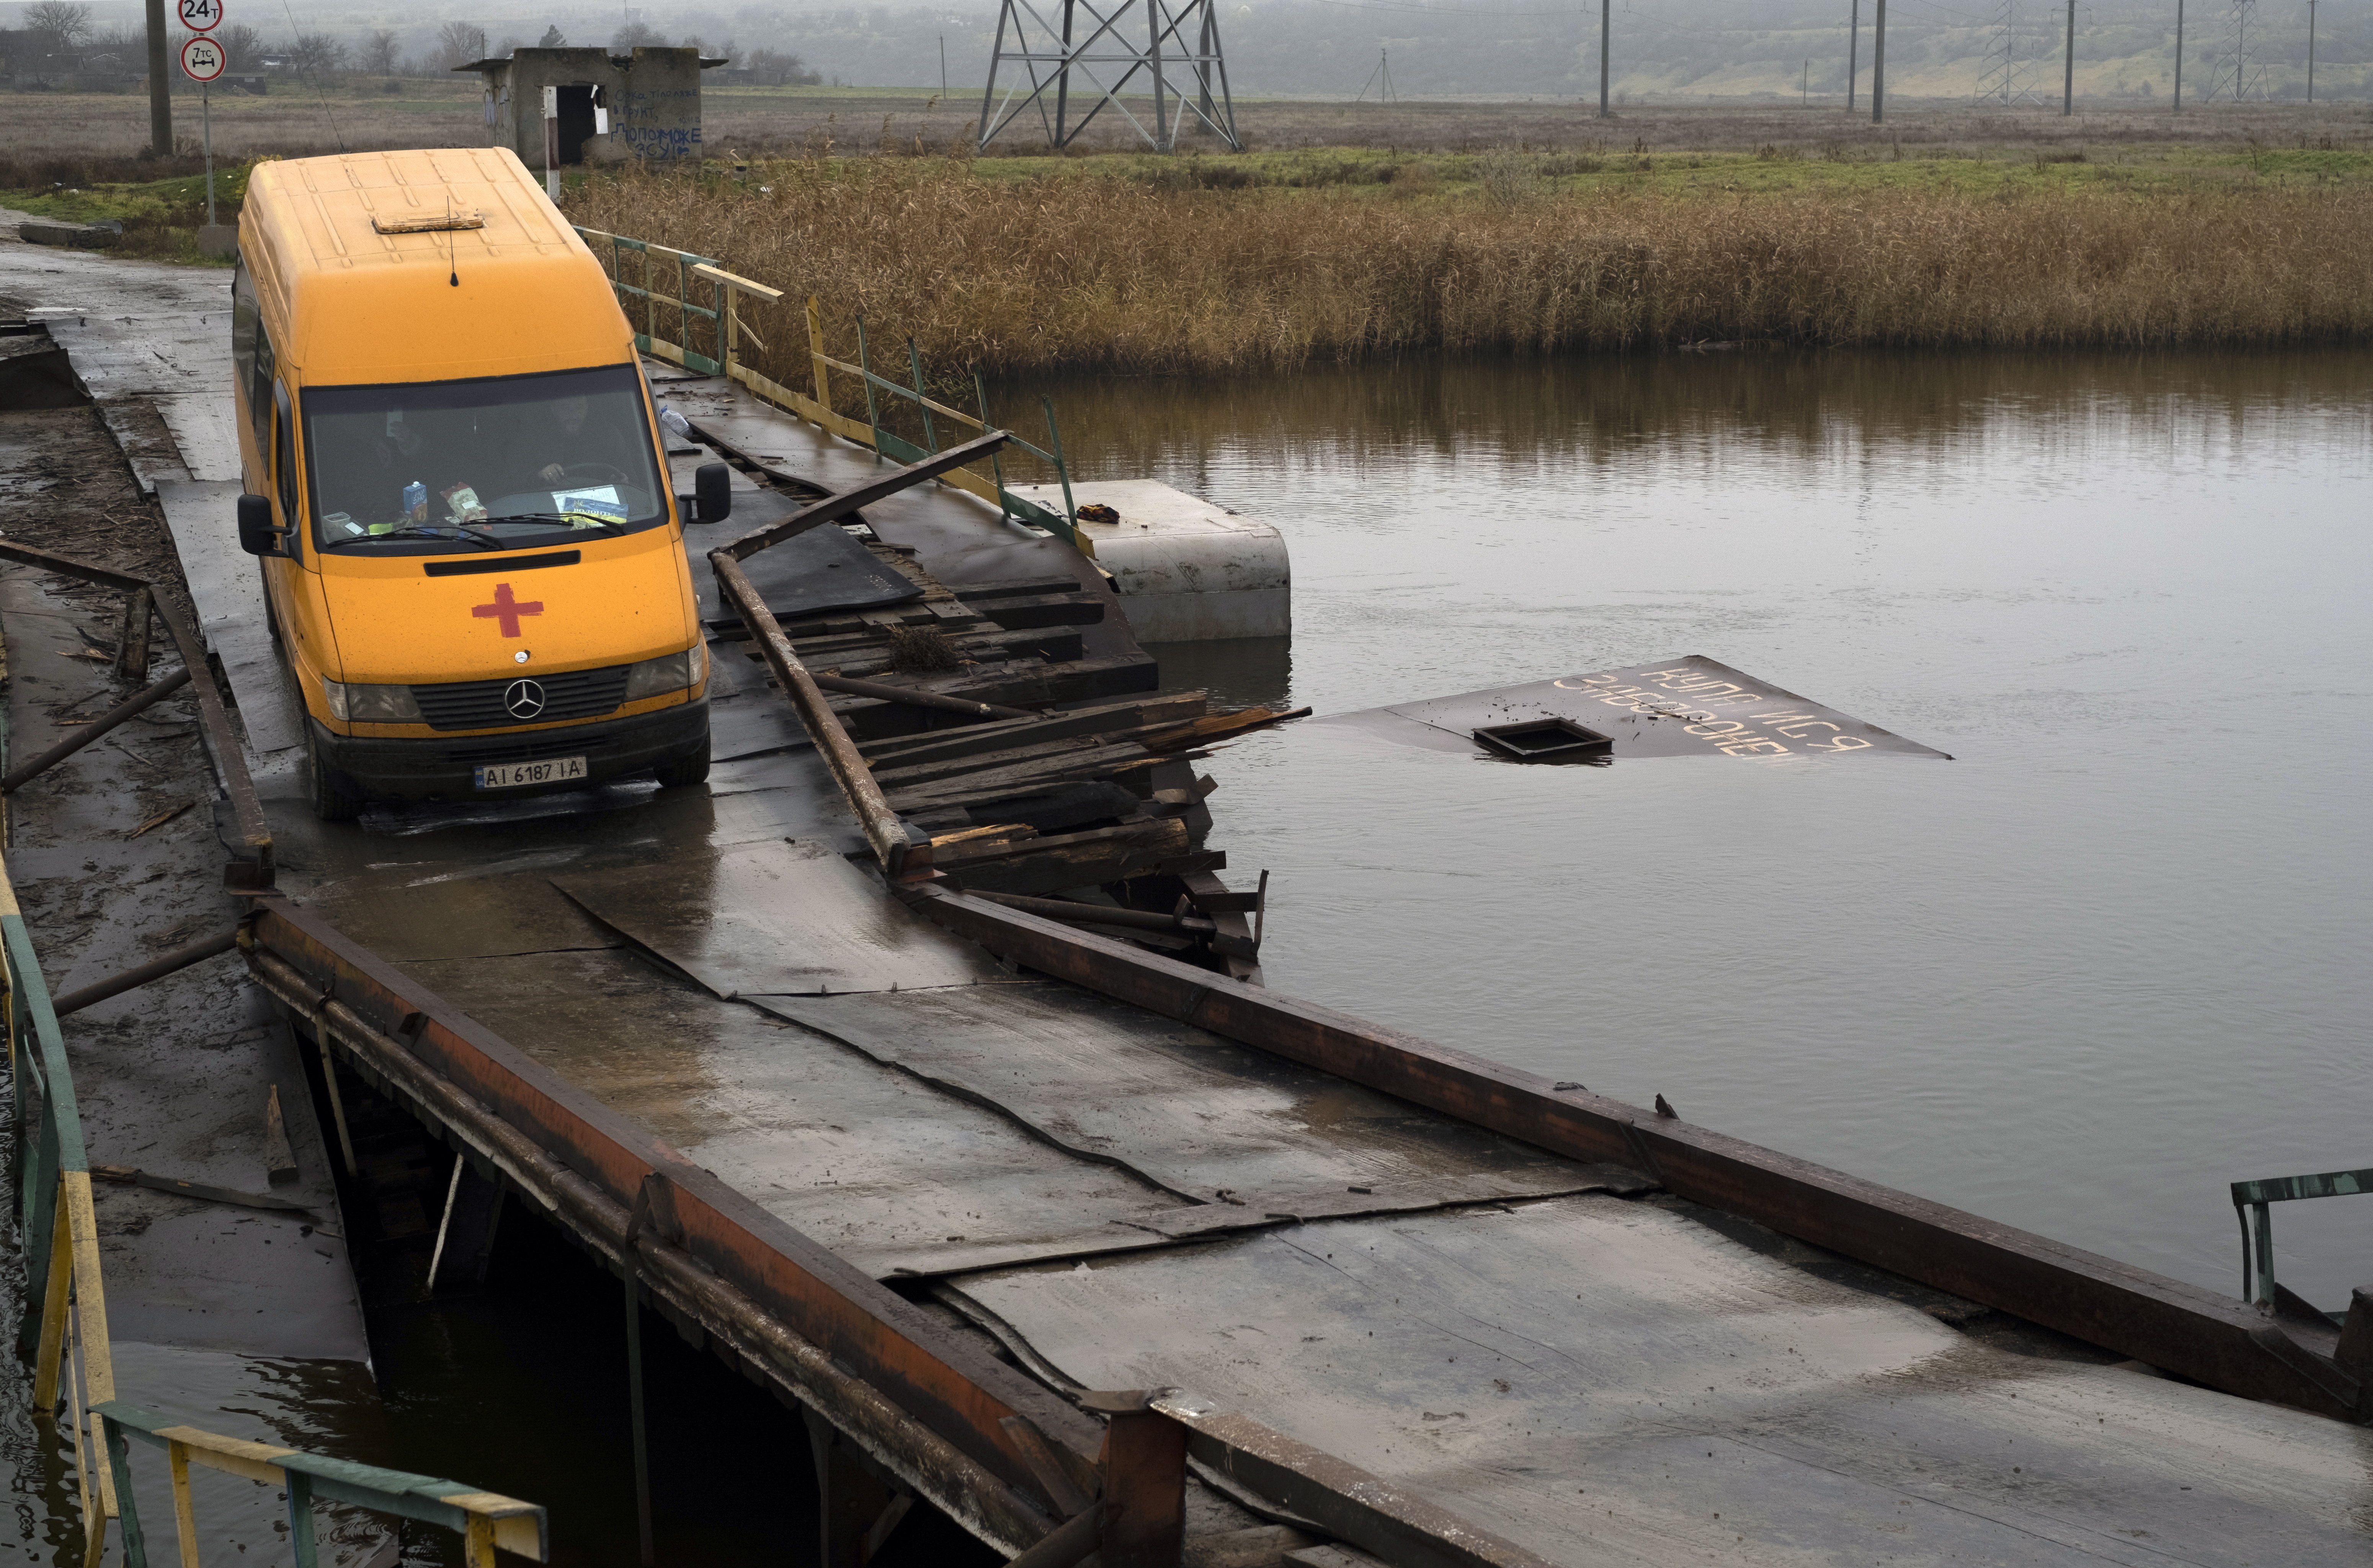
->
[[1325, 655, 1947, 761], [261, 771, 855, 963], [754, 985, 1614, 1213], [686, 492, 923, 627], [955, 1195, 2371, 1568], [394, 948, 1186, 1279], [555, 839, 1013, 997]]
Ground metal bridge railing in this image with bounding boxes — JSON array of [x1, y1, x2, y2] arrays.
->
[[91, 1401, 547, 1568], [0, 557, 545, 1564], [573, 225, 1085, 551], [2232, 1165, 2373, 1309]]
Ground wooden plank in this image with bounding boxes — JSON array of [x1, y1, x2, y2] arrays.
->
[[858, 694, 1207, 768], [828, 655, 1161, 741], [263, 1085, 299, 1186], [799, 628, 1086, 674], [1143, 706, 1313, 753], [713, 552, 929, 877], [969, 593, 1107, 631], [874, 733, 1164, 791], [933, 817, 1187, 868], [937, 821, 1207, 896], [952, 577, 1092, 602], [884, 750, 1173, 813]]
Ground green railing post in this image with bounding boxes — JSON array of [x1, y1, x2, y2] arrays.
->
[[907, 339, 938, 455], [286, 1468, 321, 1568], [102, 1416, 147, 1568], [975, 372, 1012, 522], [1041, 397, 1080, 535], [2228, 1166, 2373, 1307], [854, 317, 887, 457]]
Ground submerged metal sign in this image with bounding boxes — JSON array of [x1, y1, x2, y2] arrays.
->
[[1325, 654, 1949, 761]]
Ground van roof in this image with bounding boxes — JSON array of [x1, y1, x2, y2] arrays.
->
[[242, 148, 636, 385]]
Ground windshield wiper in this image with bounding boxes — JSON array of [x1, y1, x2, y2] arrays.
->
[[482, 510, 628, 536], [323, 525, 500, 551]]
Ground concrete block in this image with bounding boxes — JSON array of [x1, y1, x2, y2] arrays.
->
[[1011, 479, 1290, 643], [20, 218, 121, 249], [197, 224, 238, 260]]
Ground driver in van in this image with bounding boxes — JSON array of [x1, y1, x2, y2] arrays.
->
[[534, 393, 635, 486]]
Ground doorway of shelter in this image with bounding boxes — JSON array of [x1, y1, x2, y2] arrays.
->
[[555, 83, 599, 164]]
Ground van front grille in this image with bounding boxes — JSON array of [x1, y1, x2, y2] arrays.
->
[[410, 665, 632, 731]]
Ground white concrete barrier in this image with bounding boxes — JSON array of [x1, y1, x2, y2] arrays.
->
[[1010, 479, 1289, 643]]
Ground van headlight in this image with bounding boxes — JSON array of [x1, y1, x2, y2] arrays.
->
[[623, 641, 705, 702], [320, 677, 423, 723]]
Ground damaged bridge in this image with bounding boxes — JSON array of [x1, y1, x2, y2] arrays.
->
[[4, 232, 2370, 1568]]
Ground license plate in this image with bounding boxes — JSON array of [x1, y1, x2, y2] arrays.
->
[[474, 756, 587, 790]]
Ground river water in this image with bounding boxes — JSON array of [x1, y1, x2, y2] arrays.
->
[[7, 348, 2365, 1565], [1031, 349, 2373, 1313]]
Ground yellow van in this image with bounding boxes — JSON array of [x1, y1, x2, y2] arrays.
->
[[230, 147, 729, 819]]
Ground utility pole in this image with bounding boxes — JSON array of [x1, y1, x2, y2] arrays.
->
[[2173, 0, 2184, 109], [1599, 0, 1611, 117], [2062, 0, 2076, 114], [1871, 0, 1887, 122], [2307, 0, 2316, 101], [144, 0, 171, 158], [939, 34, 948, 97], [1848, 0, 1860, 112], [1803, 57, 1810, 107]]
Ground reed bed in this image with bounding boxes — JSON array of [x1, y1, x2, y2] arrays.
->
[[562, 160, 2373, 378]]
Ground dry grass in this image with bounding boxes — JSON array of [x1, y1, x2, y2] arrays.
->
[[563, 158, 2373, 377]]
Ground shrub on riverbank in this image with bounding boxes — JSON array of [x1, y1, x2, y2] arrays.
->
[[562, 158, 2373, 377]]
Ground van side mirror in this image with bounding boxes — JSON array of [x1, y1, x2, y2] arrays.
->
[[236, 493, 286, 556], [690, 462, 731, 524]]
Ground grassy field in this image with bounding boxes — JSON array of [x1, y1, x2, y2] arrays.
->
[[8, 85, 2371, 362], [562, 153, 2373, 377]]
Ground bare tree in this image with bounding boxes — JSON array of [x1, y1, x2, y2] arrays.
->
[[433, 20, 488, 71], [746, 47, 821, 86], [217, 22, 265, 67], [359, 28, 399, 75], [82, 23, 138, 67], [289, 32, 348, 74], [23, 2, 93, 51], [611, 19, 666, 49]]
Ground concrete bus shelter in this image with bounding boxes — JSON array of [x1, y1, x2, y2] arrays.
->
[[457, 46, 723, 170]]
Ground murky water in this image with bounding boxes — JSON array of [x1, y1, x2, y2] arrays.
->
[[9, 348, 2368, 1560], [1026, 350, 2373, 1312]]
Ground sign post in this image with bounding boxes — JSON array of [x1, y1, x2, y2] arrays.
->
[[177, 5, 232, 259], [541, 85, 561, 201]]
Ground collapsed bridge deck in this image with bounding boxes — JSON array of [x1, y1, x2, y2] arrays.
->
[[7, 248, 2370, 1568]]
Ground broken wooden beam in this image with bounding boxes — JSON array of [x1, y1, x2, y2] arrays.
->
[[857, 693, 1208, 769]]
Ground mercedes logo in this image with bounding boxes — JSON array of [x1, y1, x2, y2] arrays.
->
[[503, 678, 546, 719]]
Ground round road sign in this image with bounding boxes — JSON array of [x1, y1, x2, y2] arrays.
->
[[180, 35, 227, 82], [177, 0, 223, 32]]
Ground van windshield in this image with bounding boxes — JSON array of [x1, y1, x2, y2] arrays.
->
[[301, 365, 666, 553]]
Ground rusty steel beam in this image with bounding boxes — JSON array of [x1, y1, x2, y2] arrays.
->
[[1, 666, 191, 793], [1084, 1391, 1186, 1568], [1149, 1397, 1553, 1568], [809, 669, 1036, 722], [715, 431, 1011, 561], [238, 899, 1105, 1545], [899, 887, 2353, 1423], [0, 538, 273, 884], [712, 554, 931, 878], [50, 927, 237, 1016]]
